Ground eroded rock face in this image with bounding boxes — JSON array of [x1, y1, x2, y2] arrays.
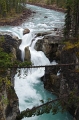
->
[[39, 34, 79, 119], [60, 49, 79, 92], [23, 28, 30, 35], [43, 74, 60, 94], [6, 87, 20, 120], [35, 34, 63, 62], [41, 65, 60, 94], [24, 46, 31, 61], [41, 48, 79, 120], [0, 34, 20, 120], [0, 73, 20, 120], [0, 34, 22, 61], [60, 49, 79, 120]]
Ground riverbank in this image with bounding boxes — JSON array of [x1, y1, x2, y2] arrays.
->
[[27, 2, 66, 13], [0, 9, 34, 26], [0, 3, 65, 26]]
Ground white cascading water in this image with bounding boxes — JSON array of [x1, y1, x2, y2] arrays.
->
[[14, 29, 73, 120], [19, 29, 35, 61], [14, 32, 52, 120], [0, 4, 73, 120]]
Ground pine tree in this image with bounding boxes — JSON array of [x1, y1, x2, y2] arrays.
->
[[0, 0, 26, 17], [72, 0, 79, 37], [64, 0, 72, 39]]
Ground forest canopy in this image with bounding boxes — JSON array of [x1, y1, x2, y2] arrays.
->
[[64, 0, 79, 39], [0, 0, 26, 17]]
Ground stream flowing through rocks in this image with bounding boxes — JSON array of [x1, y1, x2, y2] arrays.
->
[[0, 4, 73, 120]]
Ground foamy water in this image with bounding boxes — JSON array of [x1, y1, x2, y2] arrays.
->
[[0, 4, 73, 120]]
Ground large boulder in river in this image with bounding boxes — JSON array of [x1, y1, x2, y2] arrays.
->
[[24, 46, 31, 61], [23, 28, 30, 35]]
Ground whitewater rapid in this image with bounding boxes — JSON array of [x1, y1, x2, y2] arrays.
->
[[0, 4, 73, 120]]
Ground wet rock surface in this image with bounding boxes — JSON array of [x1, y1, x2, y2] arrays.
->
[[0, 34, 22, 61], [23, 28, 30, 35], [24, 46, 31, 62], [42, 45, 79, 120], [35, 33, 63, 62], [0, 34, 21, 120]]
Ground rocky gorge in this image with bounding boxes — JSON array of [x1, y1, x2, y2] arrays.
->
[[0, 3, 79, 120], [0, 26, 79, 120], [34, 31, 79, 120], [0, 33, 21, 120]]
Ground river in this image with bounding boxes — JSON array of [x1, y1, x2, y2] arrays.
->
[[0, 4, 73, 120]]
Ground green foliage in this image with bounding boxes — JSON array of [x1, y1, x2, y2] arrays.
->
[[0, 36, 32, 68], [28, 0, 67, 8], [2, 95, 9, 105], [0, 50, 31, 67], [66, 89, 79, 108], [18, 61, 32, 67], [15, 89, 79, 120], [0, 50, 12, 67], [0, 0, 26, 18], [0, 76, 11, 88], [63, 40, 79, 50], [0, 36, 5, 43], [63, 41, 75, 50], [64, 0, 79, 38], [16, 99, 60, 120], [64, 0, 72, 39], [0, 36, 12, 67]]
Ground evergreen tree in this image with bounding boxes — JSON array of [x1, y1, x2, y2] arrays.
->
[[64, 0, 72, 39], [64, 0, 79, 39], [72, 0, 79, 37], [0, 0, 26, 17]]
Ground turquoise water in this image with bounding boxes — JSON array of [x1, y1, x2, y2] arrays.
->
[[0, 4, 73, 120]]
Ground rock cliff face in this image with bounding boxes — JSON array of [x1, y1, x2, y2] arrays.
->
[[1, 34, 22, 61], [24, 46, 31, 62], [39, 35, 79, 120], [0, 34, 21, 120], [60, 49, 79, 120], [42, 49, 79, 120], [0, 81, 20, 120], [60, 49, 79, 94], [35, 34, 63, 62], [35, 32, 79, 120], [35, 33, 63, 95]]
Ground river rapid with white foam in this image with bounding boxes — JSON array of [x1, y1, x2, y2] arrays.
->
[[0, 4, 73, 120]]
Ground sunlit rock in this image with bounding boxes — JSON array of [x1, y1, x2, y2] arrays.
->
[[34, 35, 63, 62], [23, 28, 30, 35], [24, 46, 31, 61], [36, 31, 52, 37]]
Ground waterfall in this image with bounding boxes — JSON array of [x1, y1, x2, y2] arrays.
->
[[14, 28, 51, 111], [19, 30, 35, 61], [0, 4, 73, 120], [14, 29, 73, 120], [14, 29, 72, 120]]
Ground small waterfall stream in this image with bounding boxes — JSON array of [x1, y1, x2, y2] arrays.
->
[[19, 30, 35, 61], [0, 4, 73, 120]]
